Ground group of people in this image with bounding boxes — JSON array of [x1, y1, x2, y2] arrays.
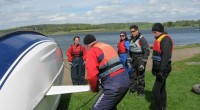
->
[[66, 23, 173, 110], [117, 25, 150, 96]]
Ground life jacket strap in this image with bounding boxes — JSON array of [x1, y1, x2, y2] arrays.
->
[[99, 62, 122, 78], [152, 55, 172, 61]]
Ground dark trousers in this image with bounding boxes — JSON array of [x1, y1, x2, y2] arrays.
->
[[129, 62, 146, 94], [92, 71, 130, 110], [152, 72, 169, 110], [71, 57, 85, 85]]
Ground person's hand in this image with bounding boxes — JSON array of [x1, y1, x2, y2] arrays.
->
[[83, 61, 86, 65], [69, 62, 73, 67], [152, 72, 156, 76], [91, 85, 100, 93], [126, 57, 132, 63], [156, 72, 164, 82], [138, 59, 147, 71], [127, 63, 132, 68], [152, 68, 158, 76], [126, 57, 132, 67], [138, 65, 145, 71]]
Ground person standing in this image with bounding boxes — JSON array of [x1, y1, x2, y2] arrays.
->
[[129, 25, 150, 96], [117, 31, 131, 74], [84, 34, 130, 110], [151, 23, 173, 110], [66, 36, 87, 85]]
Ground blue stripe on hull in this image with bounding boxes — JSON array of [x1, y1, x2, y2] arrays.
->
[[0, 31, 53, 89]]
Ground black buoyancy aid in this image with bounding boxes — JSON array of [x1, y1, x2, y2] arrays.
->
[[71, 44, 83, 58], [152, 34, 173, 61]]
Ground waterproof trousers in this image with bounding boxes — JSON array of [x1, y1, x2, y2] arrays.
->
[[92, 71, 130, 110], [129, 61, 146, 94], [71, 57, 85, 85], [119, 53, 132, 74], [152, 72, 170, 110]]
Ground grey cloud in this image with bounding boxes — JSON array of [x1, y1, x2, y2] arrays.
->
[[0, 0, 23, 7]]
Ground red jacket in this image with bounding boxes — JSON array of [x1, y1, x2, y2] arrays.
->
[[86, 42, 124, 92], [66, 44, 87, 62]]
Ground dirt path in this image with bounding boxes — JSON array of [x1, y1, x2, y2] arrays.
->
[[146, 46, 200, 70], [62, 46, 200, 85]]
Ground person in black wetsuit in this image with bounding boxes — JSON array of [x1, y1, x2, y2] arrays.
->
[[151, 23, 173, 110]]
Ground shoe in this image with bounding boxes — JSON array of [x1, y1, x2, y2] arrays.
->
[[137, 91, 144, 97], [137, 93, 143, 96], [129, 91, 136, 95], [137, 90, 144, 96]]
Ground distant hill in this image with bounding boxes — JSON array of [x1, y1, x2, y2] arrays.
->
[[0, 20, 199, 36]]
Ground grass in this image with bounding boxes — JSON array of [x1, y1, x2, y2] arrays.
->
[[49, 29, 109, 35], [57, 54, 200, 110], [174, 43, 200, 49]]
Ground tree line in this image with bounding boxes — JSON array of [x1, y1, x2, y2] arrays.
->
[[0, 20, 200, 36]]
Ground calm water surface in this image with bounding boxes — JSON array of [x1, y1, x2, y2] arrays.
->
[[49, 28, 200, 58]]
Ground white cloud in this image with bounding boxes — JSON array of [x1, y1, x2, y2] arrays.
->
[[149, 0, 160, 4], [0, 0, 200, 30]]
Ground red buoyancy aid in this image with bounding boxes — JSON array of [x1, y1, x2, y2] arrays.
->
[[93, 42, 123, 78], [71, 44, 83, 57], [117, 40, 127, 53], [152, 34, 173, 61]]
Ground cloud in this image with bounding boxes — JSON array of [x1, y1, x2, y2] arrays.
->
[[149, 0, 160, 4], [0, 0, 23, 7], [40, 13, 77, 22], [0, 0, 200, 30], [84, 0, 200, 23]]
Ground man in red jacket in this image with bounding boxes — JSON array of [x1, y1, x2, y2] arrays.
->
[[66, 36, 87, 85], [83, 34, 130, 110]]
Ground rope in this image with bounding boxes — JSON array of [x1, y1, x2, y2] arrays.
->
[[63, 63, 99, 110], [74, 93, 98, 110], [64, 63, 71, 70]]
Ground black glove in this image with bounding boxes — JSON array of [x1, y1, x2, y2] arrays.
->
[[138, 59, 146, 71], [126, 57, 132, 68], [152, 65, 159, 76], [152, 71, 156, 76], [126, 57, 132, 63], [156, 72, 164, 82], [138, 65, 145, 71]]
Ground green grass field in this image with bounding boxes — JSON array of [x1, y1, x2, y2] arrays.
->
[[174, 43, 200, 49], [57, 54, 200, 110]]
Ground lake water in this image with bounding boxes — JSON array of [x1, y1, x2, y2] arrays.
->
[[49, 28, 200, 58]]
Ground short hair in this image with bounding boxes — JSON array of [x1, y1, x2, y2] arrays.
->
[[73, 36, 80, 41], [129, 25, 139, 30], [83, 34, 96, 45]]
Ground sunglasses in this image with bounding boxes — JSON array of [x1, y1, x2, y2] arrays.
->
[[120, 35, 125, 37], [130, 30, 136, 33]]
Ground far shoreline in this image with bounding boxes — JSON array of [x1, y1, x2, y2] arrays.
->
[[47, 27, 199, 36]]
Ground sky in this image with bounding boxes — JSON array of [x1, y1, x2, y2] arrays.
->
[[0, 0, 200, 30]]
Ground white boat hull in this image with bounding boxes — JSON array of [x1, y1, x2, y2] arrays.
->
[[0, 31, 64, 110]]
